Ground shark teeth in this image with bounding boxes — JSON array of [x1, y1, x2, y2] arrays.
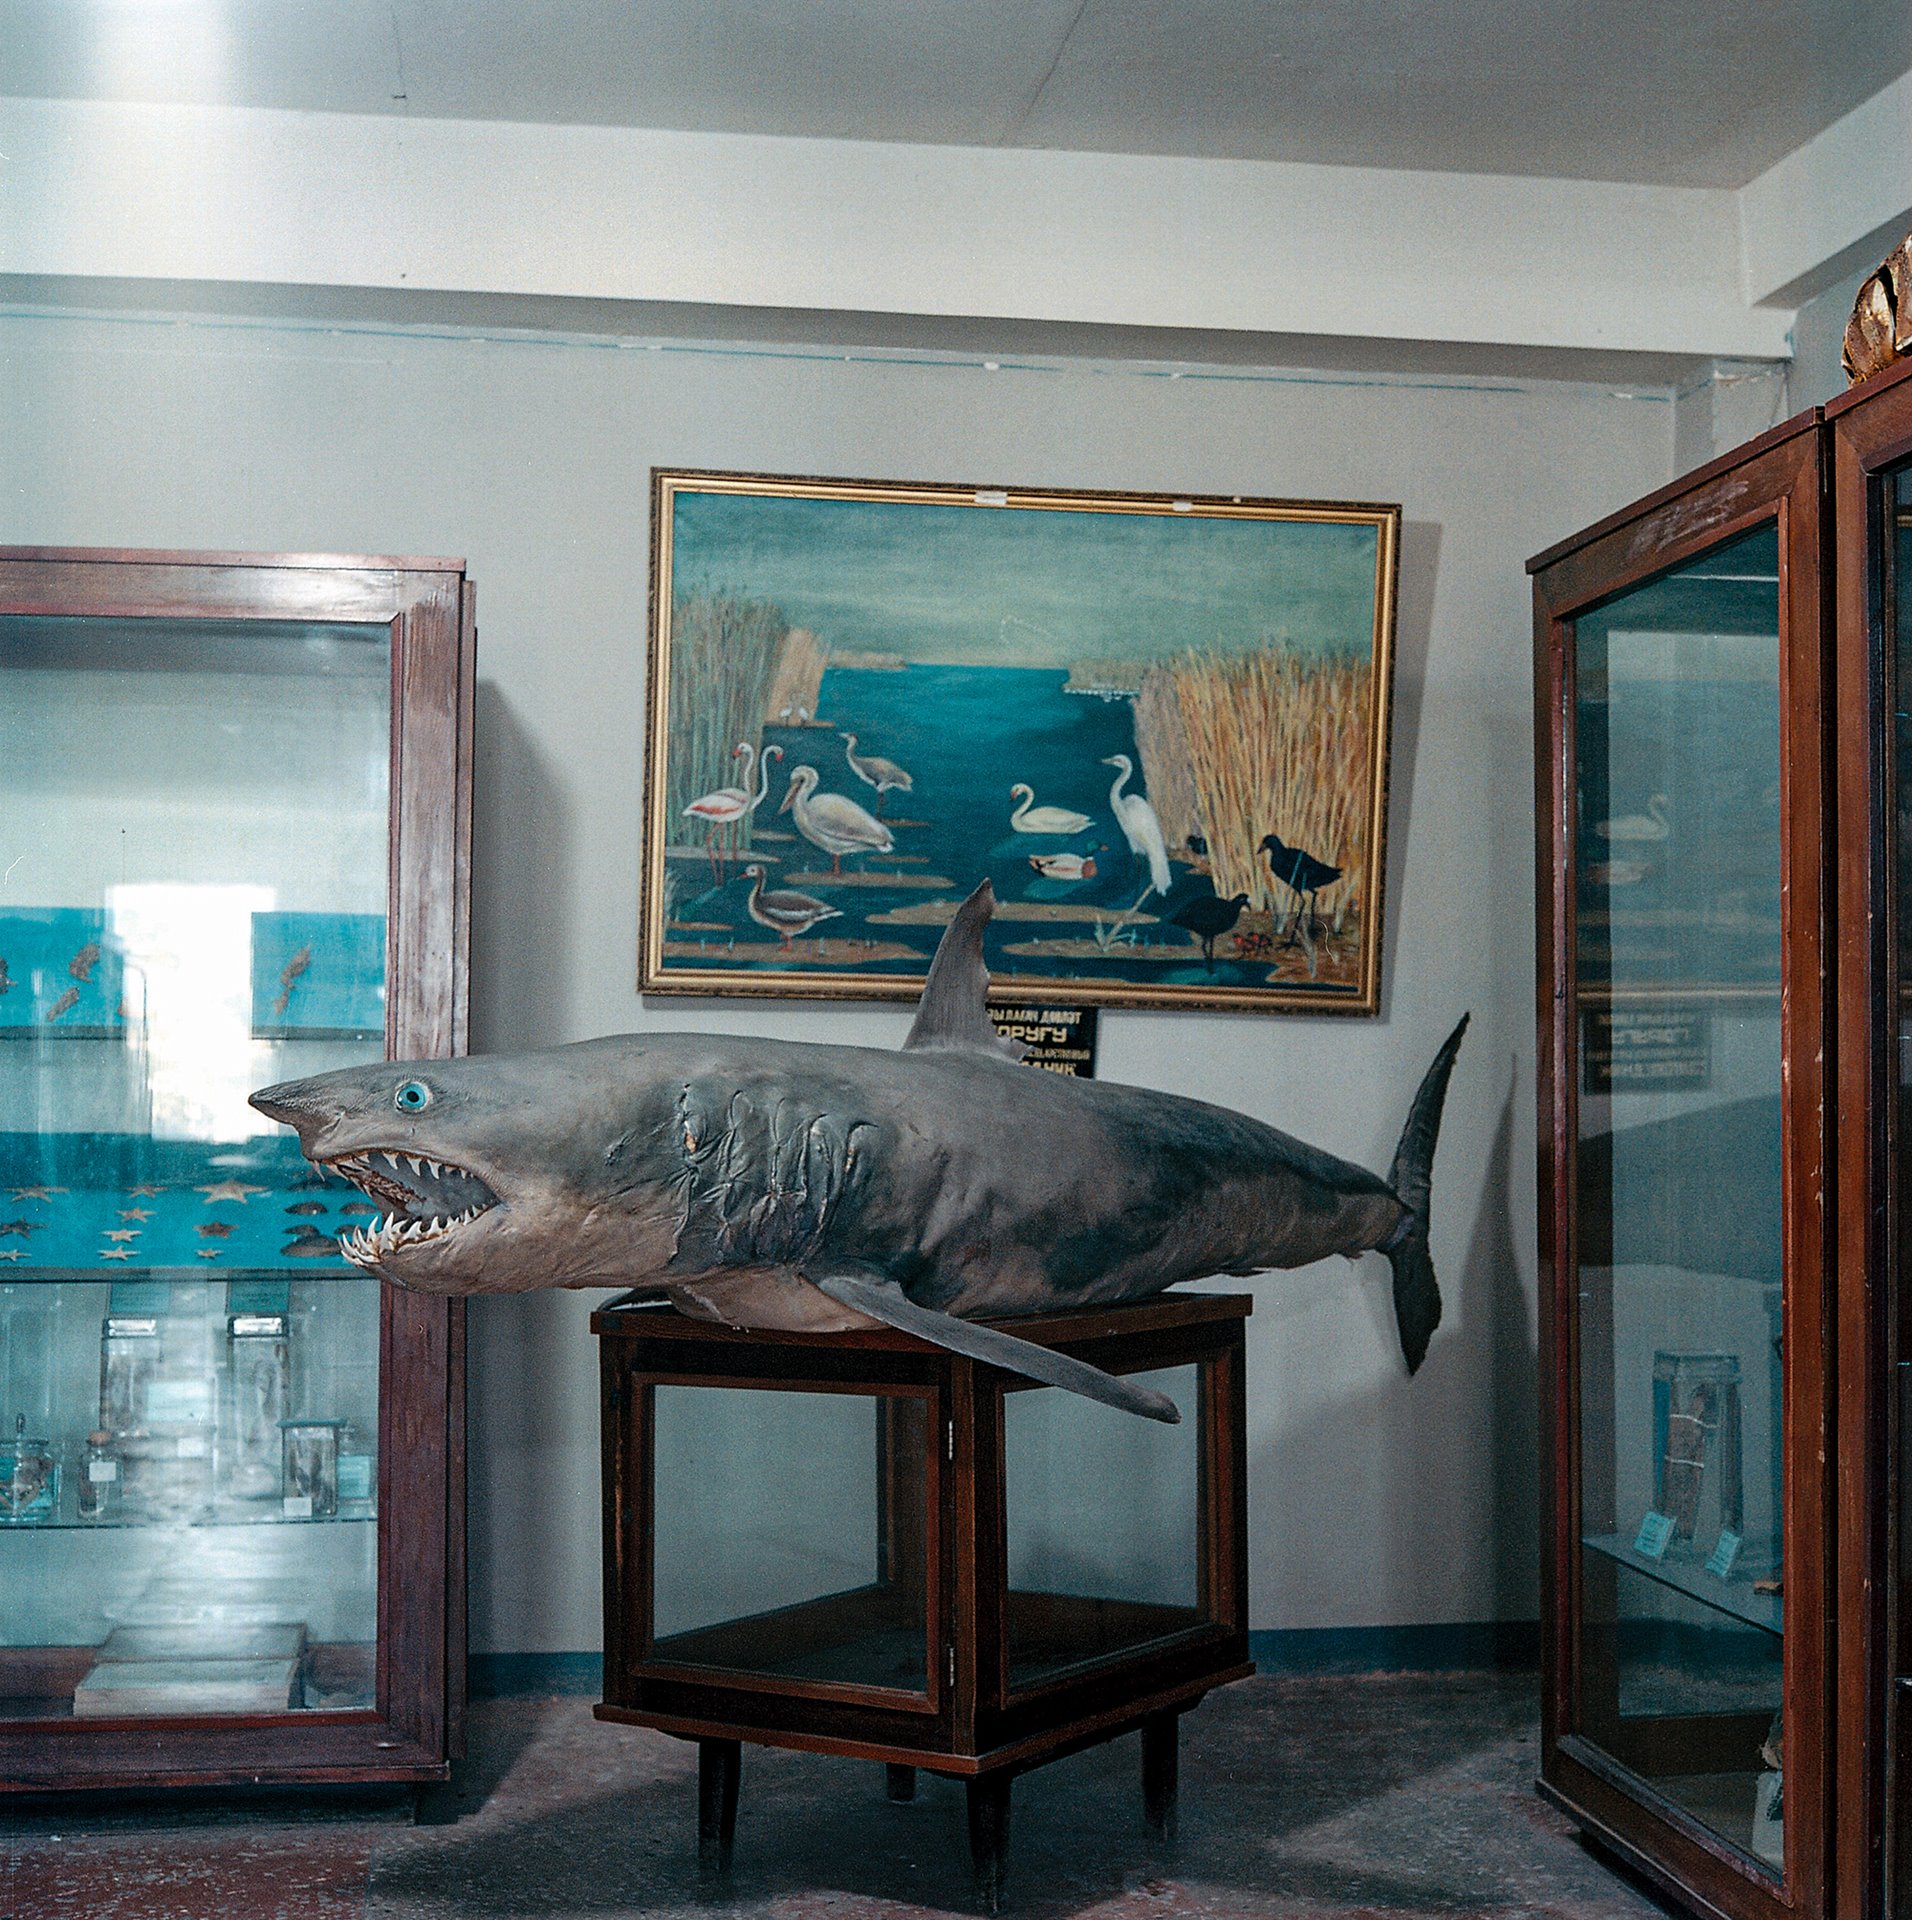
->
[[339, 1204, 488, 1268], [322, 1150, 499, 1264]]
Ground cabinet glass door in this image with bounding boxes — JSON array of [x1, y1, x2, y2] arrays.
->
[[0, 614, 390, 1720], [1570, 523, 1787, 1867]]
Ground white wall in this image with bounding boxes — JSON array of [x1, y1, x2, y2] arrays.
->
[[0, 303, 1674, 1648], [1788, 263, 1875, 413]]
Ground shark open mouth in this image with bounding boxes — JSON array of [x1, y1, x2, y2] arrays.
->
[[324, 1150, 499, 1266]]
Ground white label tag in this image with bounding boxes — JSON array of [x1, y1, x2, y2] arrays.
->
[[282, 1494, 314, 1519], [1634, 1511, 1676, 1560]]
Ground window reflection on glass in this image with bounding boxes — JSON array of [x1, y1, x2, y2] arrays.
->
[[1572, 524, 1786, 1870]]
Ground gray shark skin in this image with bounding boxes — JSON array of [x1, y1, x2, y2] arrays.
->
[[251, 883, 1467, 1423]]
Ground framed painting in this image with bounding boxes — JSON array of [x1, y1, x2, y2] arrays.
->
[[641, 470, 1401, 1014]]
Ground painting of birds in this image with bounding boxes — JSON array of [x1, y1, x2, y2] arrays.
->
[[1009, 783, 1093, 835], [1593, 794, 1671, 842], [1259, 833, 1342, 944], [741, 865, 841, 948], [1169, 892, 1251, 969], [1102, 755, 1171, 899], [840, 734, 914, 813], [780, 764, 895, 875]]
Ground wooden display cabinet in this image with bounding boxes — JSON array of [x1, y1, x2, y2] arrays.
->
[[1531, 361, 1912, 1920], [593, 1292, 1254, 1909], [0, 547, 474, 1793]]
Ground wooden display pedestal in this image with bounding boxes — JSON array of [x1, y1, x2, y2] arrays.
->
[[593, 1291, 1253, 1910]]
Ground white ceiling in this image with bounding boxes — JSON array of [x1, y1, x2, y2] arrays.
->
[[2, 0, 1908, 191]]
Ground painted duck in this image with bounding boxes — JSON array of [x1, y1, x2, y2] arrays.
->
[[780, 764, 895, 875], [840, 734, 913, 813], [1028, 851, 1099, 881], [742, 864, 841, 948], [1009, 784, 1092, 835]]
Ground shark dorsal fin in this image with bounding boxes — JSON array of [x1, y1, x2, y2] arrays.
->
[[904, 881, 1028, 1061]]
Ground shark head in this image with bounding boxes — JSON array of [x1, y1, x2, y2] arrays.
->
[[249, 1044, 680, 1292]]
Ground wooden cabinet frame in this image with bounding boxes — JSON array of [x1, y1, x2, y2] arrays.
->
[[1530, 424, 1835, 1920], [0, 547, 474, 1792]]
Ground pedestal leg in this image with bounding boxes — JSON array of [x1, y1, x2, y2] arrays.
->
[[966, 1772, 1012, 1913], [886, 1763, 918, 1803], [1141, 1710, 1180, 1845], [698, 1738, 741, 1876]]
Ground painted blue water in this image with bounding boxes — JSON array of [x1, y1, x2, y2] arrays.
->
[[670, 662, 1278, 989]]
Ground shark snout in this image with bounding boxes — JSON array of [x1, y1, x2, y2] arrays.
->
[[249, 1077, 332, 1141]]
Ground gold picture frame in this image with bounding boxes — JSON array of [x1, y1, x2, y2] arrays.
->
[[641, 468, 1401, 1015]]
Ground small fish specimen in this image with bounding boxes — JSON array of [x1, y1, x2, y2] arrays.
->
[[273, 945, 313, 1018]]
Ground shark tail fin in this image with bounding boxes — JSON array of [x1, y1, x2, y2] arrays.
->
[[1381, 1013, 1470, 1374]]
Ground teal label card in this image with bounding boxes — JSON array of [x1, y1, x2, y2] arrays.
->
[[1634, 1511, 1676, 1560], [1706, 1528, 1743, 1578]]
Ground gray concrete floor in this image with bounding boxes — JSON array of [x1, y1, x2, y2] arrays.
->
[[5, 1673, 1677, 1919]]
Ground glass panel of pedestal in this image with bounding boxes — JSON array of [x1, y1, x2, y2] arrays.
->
[[1001, 1365, 1202, 1690], [649, 1385, 933, 1696], [0, 552, 472, 1792], [1531, 419, 1833, 1920]]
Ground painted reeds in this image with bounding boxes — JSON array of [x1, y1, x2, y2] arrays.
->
[[1165, 647, 1373, 924], [1132, 669, 1202, 851], [765, 626, 828, 725], [667, 590, 789, 833]]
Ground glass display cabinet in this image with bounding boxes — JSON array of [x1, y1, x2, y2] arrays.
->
[[1533, 361, 1912, 1920], [593, 1292, 1253, 1910], [0, 546, 473, 1793]]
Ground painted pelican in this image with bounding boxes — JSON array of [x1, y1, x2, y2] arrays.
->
[[780, 764, 895, 875]]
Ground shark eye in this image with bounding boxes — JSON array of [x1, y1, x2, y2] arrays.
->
[[394, 1080, 433, 1113]]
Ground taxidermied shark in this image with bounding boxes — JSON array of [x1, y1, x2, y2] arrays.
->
[[250, 883, 1466, 1423]]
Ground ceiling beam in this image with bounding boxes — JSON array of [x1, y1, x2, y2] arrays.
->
[[1740, 66, 1912, 309], [0, 92, 1794, 365]]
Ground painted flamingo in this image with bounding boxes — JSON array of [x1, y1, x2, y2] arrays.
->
[[682, 743, 779, 882]]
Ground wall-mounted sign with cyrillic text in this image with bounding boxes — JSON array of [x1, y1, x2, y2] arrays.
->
[[990, 1004, 1099, 1078]]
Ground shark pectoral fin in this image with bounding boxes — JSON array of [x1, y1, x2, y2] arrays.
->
[[805, 1264, 1180, 1424]]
